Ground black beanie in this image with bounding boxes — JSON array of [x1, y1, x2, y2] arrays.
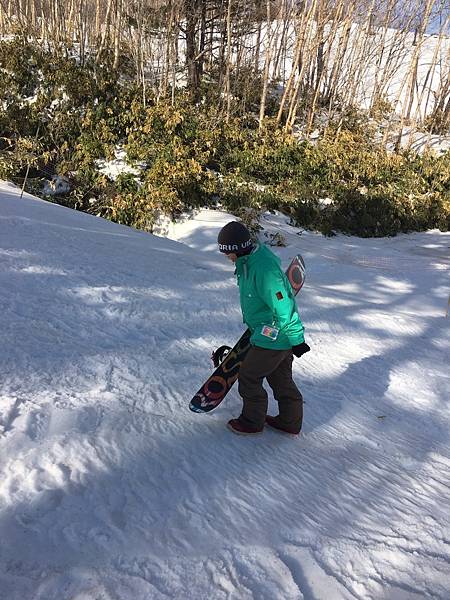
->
[[218, 221, 253, 255]]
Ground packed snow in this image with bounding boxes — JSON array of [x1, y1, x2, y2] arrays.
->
[[1, 180, 449, 599]]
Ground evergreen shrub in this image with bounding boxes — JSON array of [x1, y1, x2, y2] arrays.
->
[[0, 38, 448, 237]]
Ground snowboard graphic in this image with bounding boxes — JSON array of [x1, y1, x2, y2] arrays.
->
[[189, 254, 306, 413]]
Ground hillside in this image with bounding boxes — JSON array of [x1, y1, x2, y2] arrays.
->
[[1, 181, 450, 599]]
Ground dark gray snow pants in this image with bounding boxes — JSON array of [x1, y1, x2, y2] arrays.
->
[[237, 346, 303, 432]]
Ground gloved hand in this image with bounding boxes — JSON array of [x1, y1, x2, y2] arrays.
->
[[292, 342, 310, 358]]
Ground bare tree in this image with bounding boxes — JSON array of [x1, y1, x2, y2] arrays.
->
[[0, 0, 448, 137]]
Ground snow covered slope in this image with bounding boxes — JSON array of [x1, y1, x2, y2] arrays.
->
[[1, 181, 449, 599]]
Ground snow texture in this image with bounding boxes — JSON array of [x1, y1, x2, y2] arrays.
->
[[1, 181, 449, 599]]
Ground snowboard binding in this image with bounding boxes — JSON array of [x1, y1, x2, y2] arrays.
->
[[211, 345, 232, 367]]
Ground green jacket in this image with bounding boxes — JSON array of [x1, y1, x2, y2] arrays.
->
[[235, 244, 305, 350]]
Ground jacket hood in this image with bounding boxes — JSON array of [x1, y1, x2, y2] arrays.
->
[[236, 243, 280, 273]]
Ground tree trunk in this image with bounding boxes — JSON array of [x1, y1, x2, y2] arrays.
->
[[224, 0, 232, 122], [97, 0, 113, 64], [258, 0, 273, 128], [185, 0, 200, 92], [113, 0, 123, 71]]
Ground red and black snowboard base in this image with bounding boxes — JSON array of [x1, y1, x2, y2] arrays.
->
[[189, 254, 306, 414]]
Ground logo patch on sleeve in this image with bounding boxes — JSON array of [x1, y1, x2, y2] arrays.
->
[[276, 291, 284, 300]]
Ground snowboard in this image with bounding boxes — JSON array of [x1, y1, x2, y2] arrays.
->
[[189, 254, 306, 413]]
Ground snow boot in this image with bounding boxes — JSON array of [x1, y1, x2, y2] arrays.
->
[[265, 415, 301, 435], [227, 418, 264, 436]]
